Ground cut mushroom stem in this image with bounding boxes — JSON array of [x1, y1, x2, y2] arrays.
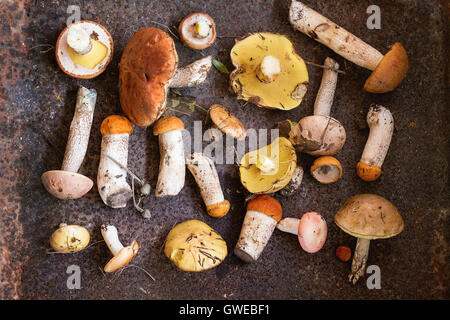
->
[[101, 225, 139, 273], [169, 56, 213, 88], [357, 105, 394, 181], [276, 217, 300, 235], [67, 24, 93, 55], [186, 153, 230, 218], [313, 57, 339, 117], [256, 55, 281, 83], [179, 13, 217, 49], [350, 238, 370, 284]]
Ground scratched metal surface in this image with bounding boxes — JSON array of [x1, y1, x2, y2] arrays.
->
[[0, 0, 448, 299]]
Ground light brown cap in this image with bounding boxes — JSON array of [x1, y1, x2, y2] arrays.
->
[[334, 194, 404, 240], [104, 240, 139, 273], [41, 170, 93, 200], [209, 104, 247, 140], [364, 43, 408, 93], [153, 116, 184, 135], [100, 115, 133, 136], [178, 13, 216, 50], [247, 195, 282, 222]]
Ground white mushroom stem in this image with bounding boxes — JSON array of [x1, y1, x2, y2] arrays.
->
[[169, 56, 213, 88], [195, 20, 210, 38], [234, 210, 278, 262], [98, 133, 132, 208], [186, 153, 224, 207], [61, 86, 97, 172], [156, 129, 185, 197], [360, 105, 394, 167], [289, 0, 384, 71], [313, 57, 339, 117], [256, 55, 281, 83], [101, 225, 124, 256], [276, 217, 300, 235], [349, 238, 370, 284], [67, 24, 92, 55]]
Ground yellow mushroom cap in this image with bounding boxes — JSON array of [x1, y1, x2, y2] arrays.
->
[[49, 223, 90, 253], [209, 104, 247, 140], [153, 116, 185, 135], [100, 115, 133, 136], [310, 156, 343, 184], [104, 240, 139, 273]]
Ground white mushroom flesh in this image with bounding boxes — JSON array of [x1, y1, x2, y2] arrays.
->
[[180, 14, 214, 47], [349, 238, 371, 284], [195, 20, 210, 38], [311, 164, 341, 184], [313, 57, 339, 117], [276, 217, 300, 235], [169, 56, 213, 88], [257, 55, 281, 82], [67, 24, 92, 55], [101, 225, 124, 256]]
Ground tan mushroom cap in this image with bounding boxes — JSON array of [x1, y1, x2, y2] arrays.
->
[[41, 170, 93, 200], [153, 116, 184, 135], [209, 104, 247, 140], [334, 194, 404, 240], [178, 13, 217, 50], [104, 240, 139, 273]]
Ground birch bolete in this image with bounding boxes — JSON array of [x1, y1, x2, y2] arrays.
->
[[310, 156, 343, 184]]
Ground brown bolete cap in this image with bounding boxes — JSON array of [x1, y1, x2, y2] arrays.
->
[[178, 13, 217, 50], [153, 116, 184, 135], [41, 170, 93, 200], [119, 28, 178, 127], [364, 43, 408, 93], [334, 194, 404, 240], [209, 104, 247, 140], [100, 115, 133, 136], [247, 195, 282, 222], [104, 240, 139, 272]]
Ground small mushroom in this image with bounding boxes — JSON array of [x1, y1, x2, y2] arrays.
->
[[277, 212, 327, 253], [153, 116, 186, 197], [41, 86, 97, 200], [178, 13, 217, 50], [207, 104, 247, 141], [234, 195, 282, 262], [101, 225, 139, 273], [55, 21, 113, 79], [289, 1, 408, 93], [310, 156, 343, 184], [357, 105, 394, 181], [49, 223, 90, 253], [334, 194, 404, 284], [186, 153, 230, 218], [289, 57, 346, 156], [97, 115, 133, 208]]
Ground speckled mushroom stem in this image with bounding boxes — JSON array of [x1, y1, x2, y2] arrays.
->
[[61, 86, 97, 172], [289, 0, 384, 71], [276, 217, 300, 235], [101, 225, 124, 256], [313, 57, 339, 117], [349, 238, 370, 284], [169, 56, 212, 88]]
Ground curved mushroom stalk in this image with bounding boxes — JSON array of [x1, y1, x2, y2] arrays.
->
[[169, 56, 213, 88], [101, 225, 139, 273], [349, 238, 370, 284], [357, 105, 394, 181]]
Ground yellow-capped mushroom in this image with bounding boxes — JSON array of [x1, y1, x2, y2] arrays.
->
[[50, 223, 90, 253]]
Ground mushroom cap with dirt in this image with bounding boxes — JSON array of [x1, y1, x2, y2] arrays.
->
[[49, 223, 90, 253], [178, 12, 217, 50], [209, 104, 247, 141], [230, 32, 309, 110]]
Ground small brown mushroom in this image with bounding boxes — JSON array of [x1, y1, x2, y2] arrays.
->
[[310, 156, 342, 184], [101, 225, 139, 273], [208, 104, 247, 141], [178, 13, 217, 50]]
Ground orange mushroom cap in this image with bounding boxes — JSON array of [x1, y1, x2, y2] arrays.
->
[[247, 195, 282, 222], [206, 200, 231, 218], [356, 161, 382, 181], [153, 116, 184, 135], [100, 115, 133, 136]]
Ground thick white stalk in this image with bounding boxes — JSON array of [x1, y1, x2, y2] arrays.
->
[[101, 225, 124, 256], [313, 57, 339, 117], [169, 56, 212, 88], [67, 24, 92, 55], [276, 217, 300, 235], [61, 86, 97, 172], [349, 238, 371, 284]]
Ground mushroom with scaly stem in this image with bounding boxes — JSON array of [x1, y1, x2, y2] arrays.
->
[[101, 225, 139, 273]]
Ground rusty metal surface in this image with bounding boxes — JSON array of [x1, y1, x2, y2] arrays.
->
[[0, 0, 448, 299]]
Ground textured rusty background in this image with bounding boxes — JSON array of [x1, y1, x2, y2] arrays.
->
[[0, 0, 448, 299]]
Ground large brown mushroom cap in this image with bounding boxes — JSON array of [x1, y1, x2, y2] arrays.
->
[[209, 104, 247, 141], [334, 194, 404, 240], [41, 170, 93, 200], [364, 43, 408, 93]]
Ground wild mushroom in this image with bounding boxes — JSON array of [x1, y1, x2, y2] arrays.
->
[[119, 28, 212, 127], [277, 212, 327, 253], [97, 115, 133, 208], [230, 32, 309, 110], [357, 105, 394, 181], [234, 195, 282, 262], [55, 20, 113, 79], [334, 194, 404, 284], [289, 1, 408, 93], [239, 137, 297, 194], [178, 13, 217, 50], [153, 116, 186, 197], [49, 223, 90, 253], [41, 86, 97, 200], [289, 57, 346, 155], [186, 153, 230, 218], [310, 156, 343, 184], [207, 104, 247, 141], [101, 225, 139, 273]]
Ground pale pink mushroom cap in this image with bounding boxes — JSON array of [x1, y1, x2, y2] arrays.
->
[[297, 211, 327, 253], [42, 170, 93, 200]]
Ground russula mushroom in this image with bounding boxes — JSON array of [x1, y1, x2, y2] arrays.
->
[[289, 1, 408, 93], [41, 86, 97, 200], [97, 115, 133, 208], [357, 105, 394, 181], [230, 32, 309, 110], [310, 156, 343, 184], [277, 212, 327, 253], [55, 20, 113, 79], [119, 28, 213, 127], [239, 137, 297, 194], [164, 219, 227, 272], [289, 57, 346, 156], [234, 195, 282, 262], [178, 13, 217, 50], [208, 104, 247, 141], [334, 194, 404, 284], [49, 223, 90, 253], [101, 225, 139, 273], [153, 116, 186, 197], [186, 153, 230, 218]]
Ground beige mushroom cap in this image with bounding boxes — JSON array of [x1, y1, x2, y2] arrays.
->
[[41, 170, 93, 200], [334, 194, 404, 240], [104, 240, 139, 272], [209, 104, 247, 141]]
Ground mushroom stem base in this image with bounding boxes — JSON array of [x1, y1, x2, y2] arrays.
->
[[349, 238, 370, 284]]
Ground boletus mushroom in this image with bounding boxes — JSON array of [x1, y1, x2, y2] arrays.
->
[[230, 32, 309, 110], [289, 1, 408, 93], [310, 156, 343, 184], [178, 13, 217, 50], [49, 223, 90, 253], [55, 21, 113, 79], [208, 104, 247, 141], [164, 219, 227, 272], [41, 86, 97, 200], [101, 225, 139, 273], [334, 194, 404, 284]]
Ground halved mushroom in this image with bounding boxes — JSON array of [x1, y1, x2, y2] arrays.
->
[[230, 32, 309, 110], [101, 225, 139, 273], [310, 156, 342, 184], [178, 13, 217, 50], [49, 223, 90, 253], [207, 104, 247, 141]]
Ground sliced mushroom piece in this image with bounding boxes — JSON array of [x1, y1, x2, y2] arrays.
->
[[310, 156, 343, 184], [207, 104, 247, 141], [41, 86, 96, 200], [101, 225, 139, 273], [289, 1, 408, 93], [49, 223, 90, 253], [178, 13, 217, 50]]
